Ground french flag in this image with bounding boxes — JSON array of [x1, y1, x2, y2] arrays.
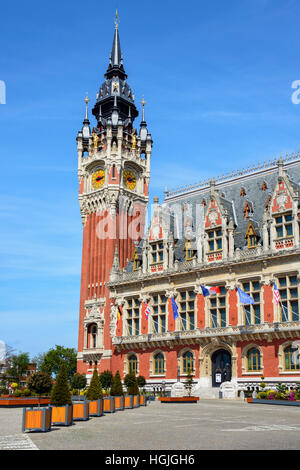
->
[[144, 303, 150, 320], [201, 285, 221, 297]]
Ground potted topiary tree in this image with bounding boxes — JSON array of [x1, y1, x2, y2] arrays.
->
[[50, 362, 73, 426], [137, 376, 147, 406], [124, 373, 140, 408], [70, 372, 87, 400], [23, 372, 53, 433], [110, 371, 124, 411], [86, 367, 103, 417], [184, 370, 194, 397]]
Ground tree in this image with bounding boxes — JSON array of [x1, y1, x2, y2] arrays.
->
[[7, 352, 30, 382], [50, 361, 72, 406], [124, 373, 139, 395], [110, 371, 124, 396], [27, 372, 52, 407], [70, 373, 87, 391], [86, 368, 103, 400], [40, 345, 77, 380], [99, 370, 113, 390], [137, 376, 146, 388], [184, 370, 194, 397]]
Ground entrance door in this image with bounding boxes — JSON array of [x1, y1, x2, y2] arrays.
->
[[211, 349, 232, 387]]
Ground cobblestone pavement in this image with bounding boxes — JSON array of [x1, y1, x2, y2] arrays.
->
[[1, 400, 300, 450], [0, 434, 38, 450]]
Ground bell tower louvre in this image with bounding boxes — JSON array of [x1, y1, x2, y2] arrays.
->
[[76, 17, 153, 376]]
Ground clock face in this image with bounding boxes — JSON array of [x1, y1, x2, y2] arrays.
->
[[91, 169, 105, 189], [123, 169, 136, 190]]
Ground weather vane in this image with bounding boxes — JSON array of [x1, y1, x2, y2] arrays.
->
[[115, 9, 119, 29]]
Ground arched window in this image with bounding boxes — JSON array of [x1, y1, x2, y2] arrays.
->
[[154, 353, 164, 374], [91, 325, 97, 348], [128, 354, 138, 375], [182, 351, 194, 373], [247, 348, 261, 371], [284, 345, 300, 371]]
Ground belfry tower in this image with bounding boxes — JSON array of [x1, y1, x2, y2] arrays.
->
[[76, 19, 152, 376]]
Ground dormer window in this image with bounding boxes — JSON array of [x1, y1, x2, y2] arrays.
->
[[132, 249, 141, 271], [151, 242, 164, 264], [208, 229, 222, 252], [245, 222, 257, 249], [275, 213, 293, 239], [184, 238, 195, 260]]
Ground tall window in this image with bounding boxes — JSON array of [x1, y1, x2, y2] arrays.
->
[[184, 239, 195, 260], [126, 298, 140, 336], [284, 346, 300, 371], [277, 275, 299, 322], [182, 351, 194, 373], [128, 354, 138, 374], [154, 352, 165, 374], [151, 242, 164, 264], [247, 348, 262, 371], [178, 290, 195, 331], [275, 213, 293, 239], [242, 281, 261, 325], [209, 286, 226, 328], [208, 229, 222, 252], [152, 294, 167, 333]]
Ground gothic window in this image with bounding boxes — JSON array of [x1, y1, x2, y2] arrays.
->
[[178, 290, 195, 331], [128, 354, 138, 375], [284, 345, 300, 371], [277, 275, 299, 322], [184, 239, 194, 261], [275, 213, 293, 239], [207, 229, 222, 252], [242, 281, 261, 325], [154, 352, 165, 374], [151, 242, 164, 264], [182, 351, 194, 373], [209, 286, 227, 328], [247, 348, 262, 371], [245, 222, 257, 249], [151, 294, 167, 334], [125, 298, 140, 336], [132, 249, 140, 271]]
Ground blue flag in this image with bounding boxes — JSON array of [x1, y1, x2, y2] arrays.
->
[[171, 297, 179, 320], [237, 287, 254, 305]]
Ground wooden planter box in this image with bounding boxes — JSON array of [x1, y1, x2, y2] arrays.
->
[[103, 396, 115, 413], [0, 397, 50, 407], [124, 395, 133, 409], [139, 395, 147, 406], [132, 395, 140, 408], [22, 407, 52, 432], [158, 397, 200, 403], [73, 401, 89, 420], [251, 399, 300, 406], [50, 404, 73, 426], [114, 396, 124, 411], [89, 399, 103, 417]]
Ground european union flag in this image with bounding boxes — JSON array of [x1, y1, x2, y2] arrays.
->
[[237, 287, 254, 305], [171, 297, 179, 320]]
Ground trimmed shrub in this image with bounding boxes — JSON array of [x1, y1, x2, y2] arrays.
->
[[86, 368, 103, 400], [70, 373, 87, 391], [137, 376, 146, 388], [27, 372, 52, 397], [124, 373, 139, 395], [110, 371, 124, 396], [50, 361, 72, 406], [14, 390, 22, 397], [99, 370, 113, 390], [257, 391, 267, 399]]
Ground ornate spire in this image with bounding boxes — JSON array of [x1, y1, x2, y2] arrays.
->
[[105, 13, 126, 80], [82, 93, 91, 138]]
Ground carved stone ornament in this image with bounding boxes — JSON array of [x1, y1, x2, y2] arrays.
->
[[110, 304, 118, 338], [208, 210, 218, 226], [277, 192, 287, 211]]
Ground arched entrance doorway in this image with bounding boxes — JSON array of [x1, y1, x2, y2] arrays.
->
[[211, 349, 232, 387]]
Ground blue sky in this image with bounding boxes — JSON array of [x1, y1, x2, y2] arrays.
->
[[1, 0, 300, 359]]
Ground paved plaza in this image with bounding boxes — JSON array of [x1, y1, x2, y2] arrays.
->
[[0, 400, 300, 450]]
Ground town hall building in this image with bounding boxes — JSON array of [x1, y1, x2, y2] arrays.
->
[[76, 19, 300, 397]]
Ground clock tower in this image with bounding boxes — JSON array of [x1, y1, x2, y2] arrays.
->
[[76, 20, 152, 376]]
